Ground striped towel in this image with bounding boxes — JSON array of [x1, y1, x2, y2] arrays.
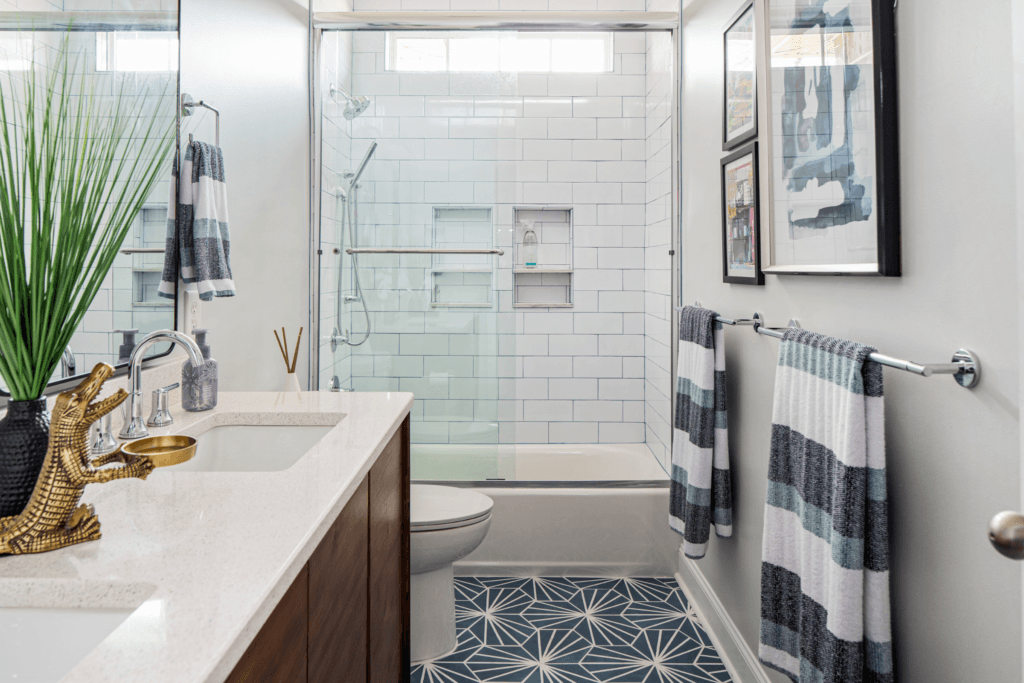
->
[[159, 141, 235, 301], [669, 306, 732, 559], [759, 329, 893, 683]]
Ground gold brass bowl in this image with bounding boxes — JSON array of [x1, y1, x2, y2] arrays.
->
[[120, 435, 197, 469]]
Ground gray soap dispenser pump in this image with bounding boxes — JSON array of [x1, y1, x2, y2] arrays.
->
[[181, 329, 218, 412]]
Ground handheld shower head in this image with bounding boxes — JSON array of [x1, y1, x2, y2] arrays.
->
[[349, 142, 377, 190], [329, 84, 372, 120]]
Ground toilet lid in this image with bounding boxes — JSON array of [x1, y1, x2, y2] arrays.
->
[[411, 485, 493, 528]]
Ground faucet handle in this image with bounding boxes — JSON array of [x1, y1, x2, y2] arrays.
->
[[146, 383, 179, 428], [91, 411, 119, 456]]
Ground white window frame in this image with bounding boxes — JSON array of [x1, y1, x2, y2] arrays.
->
[[384, 31, 614, 74]]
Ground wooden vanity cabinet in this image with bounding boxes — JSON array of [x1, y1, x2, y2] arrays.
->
[[310, 478, 369, 683], [227, 417, 410, 683]]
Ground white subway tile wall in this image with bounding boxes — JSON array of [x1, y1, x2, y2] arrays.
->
[[318, 24, 673, 454]]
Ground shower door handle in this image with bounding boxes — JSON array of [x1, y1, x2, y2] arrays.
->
[[345, 248, 505, 255]]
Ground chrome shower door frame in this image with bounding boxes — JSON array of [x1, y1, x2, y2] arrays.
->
[[307, 11, 682, 459]]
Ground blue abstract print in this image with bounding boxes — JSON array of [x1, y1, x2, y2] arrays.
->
[[770, 0, 878, 267]]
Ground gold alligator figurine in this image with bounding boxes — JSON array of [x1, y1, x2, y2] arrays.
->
[[0, 363, 154, 555]]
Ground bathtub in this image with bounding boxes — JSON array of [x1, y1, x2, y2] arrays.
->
[[412, 443, 681, 577]]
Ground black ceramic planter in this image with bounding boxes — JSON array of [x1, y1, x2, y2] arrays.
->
[[0, 398, 51, 517]]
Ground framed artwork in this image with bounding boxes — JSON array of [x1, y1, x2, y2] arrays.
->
[[721, 142, 764, 285], [723, 1, 757, 150], [762, 0, 900, 276]]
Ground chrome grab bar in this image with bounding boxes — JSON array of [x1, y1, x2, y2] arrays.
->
[[345, 248, 505, 256]]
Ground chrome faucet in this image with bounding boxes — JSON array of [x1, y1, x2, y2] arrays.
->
[[119, 330, 204, 440]]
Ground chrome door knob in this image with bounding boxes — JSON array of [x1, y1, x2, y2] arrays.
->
[[989, 511, 1024, 560]]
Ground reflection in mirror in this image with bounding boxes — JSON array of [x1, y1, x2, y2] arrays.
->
[[0, 11, 179, 395]]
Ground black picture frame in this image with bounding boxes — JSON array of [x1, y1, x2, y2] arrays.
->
[[721, 142, 764, 286], [723, 0, 758, 151], [761, 0, 901, 277]]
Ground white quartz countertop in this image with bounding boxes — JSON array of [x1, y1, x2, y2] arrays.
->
[[0, 390, 413, 683]]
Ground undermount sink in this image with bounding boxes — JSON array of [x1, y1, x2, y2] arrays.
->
[[173, 423, 339, 472], [1, 606, 134, 682], [0, 582, 155, 683]]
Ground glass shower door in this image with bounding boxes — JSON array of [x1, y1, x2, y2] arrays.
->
[[317, 30, 517, 479]]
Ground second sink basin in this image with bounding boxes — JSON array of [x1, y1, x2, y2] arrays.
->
[[173, 424, 338, 472]]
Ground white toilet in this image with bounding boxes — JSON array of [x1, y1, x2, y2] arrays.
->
[[410, 484, 494, 662]]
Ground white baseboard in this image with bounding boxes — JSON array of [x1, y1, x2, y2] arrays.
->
[[456, 561, 670, 577], [675, 549, 772, 683]]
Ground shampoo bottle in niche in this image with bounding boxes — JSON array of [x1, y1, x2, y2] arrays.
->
[[182, 329, 218, 412], [522, 221, 538, 268]]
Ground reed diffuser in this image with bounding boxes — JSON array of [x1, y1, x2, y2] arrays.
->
[[273, 327, 303, 392]]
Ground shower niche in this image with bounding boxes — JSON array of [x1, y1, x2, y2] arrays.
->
[[431, 207, 495, 308], [513, 206, 574, 309]]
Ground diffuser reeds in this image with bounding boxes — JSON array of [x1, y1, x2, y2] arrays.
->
[[274, 327, 303, 374]]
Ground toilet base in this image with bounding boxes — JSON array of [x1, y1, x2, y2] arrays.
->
[[411, 563, 457, 662]]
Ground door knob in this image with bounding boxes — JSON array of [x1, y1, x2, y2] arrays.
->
[[989, 511, 1024, 559]]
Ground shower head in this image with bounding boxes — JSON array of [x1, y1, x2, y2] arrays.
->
[[329, 83, 372, 120]]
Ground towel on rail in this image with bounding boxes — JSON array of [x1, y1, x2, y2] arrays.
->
[[759, 328, 893, 683], [669, 306, 732, 559], [159, 141, 235, 301]]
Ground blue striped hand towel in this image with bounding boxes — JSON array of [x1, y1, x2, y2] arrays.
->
[[669, 306, 733, 559], [759, 329, 893, 683], [159, 141, 235, 301]]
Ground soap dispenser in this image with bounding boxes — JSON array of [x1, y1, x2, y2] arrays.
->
[[522, 221, 538, 268], [181, 329, 218, 412], [114, 329, 139, 364]]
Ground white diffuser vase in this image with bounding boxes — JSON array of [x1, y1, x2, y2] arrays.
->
[[274, 326, 303, 393]]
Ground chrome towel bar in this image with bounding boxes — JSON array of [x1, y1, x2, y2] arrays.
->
[[346, 248, 505, 256], [676, 305, 980, 388]]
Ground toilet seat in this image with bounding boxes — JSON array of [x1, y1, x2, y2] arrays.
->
[[412, 485, 493, 532]]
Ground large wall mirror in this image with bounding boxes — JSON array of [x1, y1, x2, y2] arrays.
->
[[0, 5, 180, 396]]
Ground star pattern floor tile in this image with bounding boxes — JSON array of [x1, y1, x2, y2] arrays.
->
[[412, 577, 732, 683]]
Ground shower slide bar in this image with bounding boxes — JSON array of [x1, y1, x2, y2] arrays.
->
[[346, 248, 505, 256], [676, 305, 981, 389]]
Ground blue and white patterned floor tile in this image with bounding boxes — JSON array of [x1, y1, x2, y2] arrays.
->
[[412, 577, 732, 683]]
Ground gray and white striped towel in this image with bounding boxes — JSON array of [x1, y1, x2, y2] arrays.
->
[[760, 328, 893, 683], [159, 141, 235, 301], [669, 306, 732, 559]]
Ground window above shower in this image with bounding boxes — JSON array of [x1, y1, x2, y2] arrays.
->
[[96, 32, 179, 72], [385, 32, 614, 74]]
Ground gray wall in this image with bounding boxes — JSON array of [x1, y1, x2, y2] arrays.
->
[[181, 0, 311, 391], [681, 0, 1022, 681]]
